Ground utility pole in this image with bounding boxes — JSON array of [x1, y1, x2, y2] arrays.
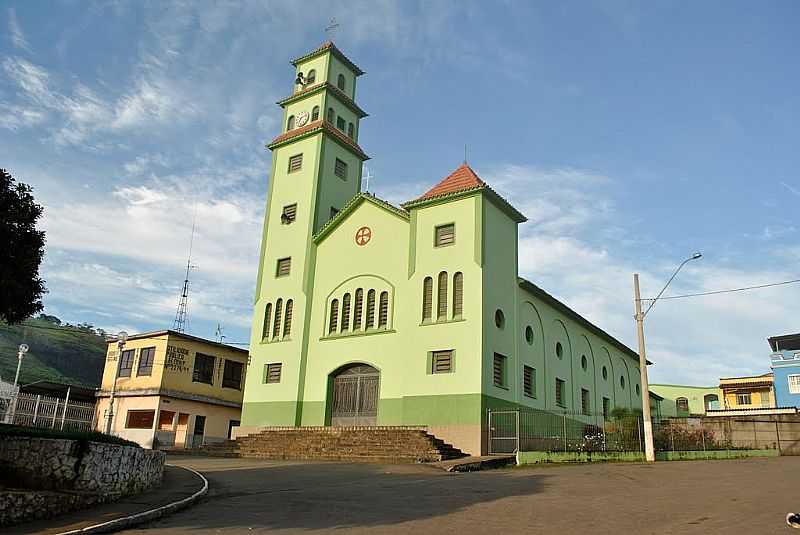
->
[[4, 344, 28, 424], [634, 274, 655, 462]]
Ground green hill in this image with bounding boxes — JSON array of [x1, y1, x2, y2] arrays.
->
[[0, 316, 107, 388]]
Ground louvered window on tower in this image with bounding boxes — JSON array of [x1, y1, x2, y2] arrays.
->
[[334, 158, 347, 179], [378, 291, 389, 329], [336, 116, 346, 131], [431, 350, 453, 374], [452, 272, 463, 318], [273, 298, 283, 339], [276, 257, 291, 277], [493, 353, 506, 387], [341, 293, 351, 331], [422, 277, 433, 322], [311, 106, 320, 121], [353, 289, 363, 330], [263, 303, 272, 340], [365, 290, 376, 329], [283, 299, 293, 338], [265, 363, 282, 384], [437, 271, 448, 320], [556, 378, 566, 407], [523, 365, 536, 397], [288, 154, 303, 173], [435, 224, 455, 247], [281, 204, 297, 224], [328, 299, 339, 334]]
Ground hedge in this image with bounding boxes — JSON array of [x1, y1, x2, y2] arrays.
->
[[0, 424, 140, 448]]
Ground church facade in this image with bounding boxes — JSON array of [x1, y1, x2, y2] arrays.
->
[[240, 42, 644, 454]]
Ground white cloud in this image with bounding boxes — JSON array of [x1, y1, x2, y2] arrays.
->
[[8, 8, 31, 52]]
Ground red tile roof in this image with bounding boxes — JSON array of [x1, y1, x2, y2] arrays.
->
[[416, 164, 486, 201], [267, 119, 369, 160]]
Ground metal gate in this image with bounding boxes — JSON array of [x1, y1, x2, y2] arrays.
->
[[331, 365, 379, 426], [488, 409, 519, 454]]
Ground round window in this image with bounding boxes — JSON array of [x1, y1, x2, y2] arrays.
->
[[635, 384, 641, 396], [602, 366, 608, 380], [556, 342, 563, 359], [525, 326, 534, 345], [495, 309, 505, 329], [581, 355, 587, 371], [620, 376, 626, 389]]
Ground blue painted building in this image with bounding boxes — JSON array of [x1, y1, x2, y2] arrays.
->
[[769, 333, 800, 408]]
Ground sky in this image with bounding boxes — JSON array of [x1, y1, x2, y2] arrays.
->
[[2, 0, 798, 385]]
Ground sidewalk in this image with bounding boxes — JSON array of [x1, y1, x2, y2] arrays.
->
[[5, 465, 206, 535]]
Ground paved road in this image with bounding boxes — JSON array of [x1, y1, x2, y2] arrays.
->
[[123, 455, 800, 534]]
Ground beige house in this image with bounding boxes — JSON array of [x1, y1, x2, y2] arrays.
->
[[95, 330, 248, 448]]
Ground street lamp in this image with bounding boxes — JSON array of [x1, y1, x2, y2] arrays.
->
[[104, 331, 128, 435], [634, 252, 702, 462], [4, 343, 29, 424]]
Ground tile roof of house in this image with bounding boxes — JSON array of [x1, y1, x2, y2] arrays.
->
[[291, 41, 365, 76], [267, 119, 369, 160], [416, 163, 486, 201]]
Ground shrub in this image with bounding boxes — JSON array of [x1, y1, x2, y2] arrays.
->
[[0, 424, 139, 448]]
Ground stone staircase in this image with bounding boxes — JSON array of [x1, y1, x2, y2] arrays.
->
[[194, 426, 467, 463]]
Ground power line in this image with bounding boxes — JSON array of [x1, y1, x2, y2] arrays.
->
[[651, 278, 800, 301]]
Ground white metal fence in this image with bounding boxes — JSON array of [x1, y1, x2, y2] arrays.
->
[[0, 390, 96, 432]]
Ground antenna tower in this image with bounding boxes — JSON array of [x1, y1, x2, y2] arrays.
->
[[173, 206, 198, 333]]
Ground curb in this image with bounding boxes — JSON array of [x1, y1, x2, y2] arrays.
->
[[55, 465, 208, 535]]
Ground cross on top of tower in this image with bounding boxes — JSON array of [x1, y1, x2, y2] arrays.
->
[[325, 18, 340, 41], [363, 165, 374, 193]]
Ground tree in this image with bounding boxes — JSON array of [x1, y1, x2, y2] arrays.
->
[[0, 168, 46, 324]]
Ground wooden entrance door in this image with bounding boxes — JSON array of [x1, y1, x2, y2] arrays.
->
[[330, 364, 379, 426]]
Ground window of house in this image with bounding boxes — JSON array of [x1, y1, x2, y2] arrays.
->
[[760, 391, 770, 407], [365, 290, 376, 329], [118, 349, 135, 378], [222, 360, 244, 390], [125, 410, 155, 429], [327, 107, 335, 123], [525, 326, 534, 345], [353, 289, 364, 330], [523, 365, 536, 398], [334, 158, 347, 179], [341, 293, 352, 331], [263, 303, 272, 340], [158, 410, 175, 431], [452, 272, 463, 318], [435, 223, 455, 247], [281, 203, 297, 224], [581, 388, 590, 415], [288, 154, 303, 173], [437, 271, 448, 320], [276, 257, 291, 277], [620, 375, 626, 389], [635, 384, 641, 396], [378, 291, 389, 328], [422, 277, 433, 322], [192, 353, 215, 384], [555, 378, 566, 407], [283, 299, 293, 338], [306, 69, 316, 84], [431, 350, 453, 374], [581, 355, 588, 371], [264, 363, 282, 384], [493, 353, 506, 387], [602, 366, 608, 380], [287, 115, 295, 131], [736, 393, 752, 405], [337, 73, 346, 91], [311, 106, 320, 121], [328, 299, 339, 334], [790, 375, 800, 394], [273, 298, 283, 339], [495, 309, 505, 329], [676, 397, 689, 413], [347, 122, 354, 138], [555, 342, 563, 359], [137, 347, 155, 376], [336, 116, 346, 131], [602, 397, 610, 420]]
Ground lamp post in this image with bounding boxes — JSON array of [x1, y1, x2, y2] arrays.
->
[[635, 253, 702, 462], [4, 344, 29, 424], [104, 331, 128, 435]]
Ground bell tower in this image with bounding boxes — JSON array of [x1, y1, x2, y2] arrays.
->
[[242, 42, 369, 426]]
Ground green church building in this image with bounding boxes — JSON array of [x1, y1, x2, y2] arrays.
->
[[240, 42, 645, 455]]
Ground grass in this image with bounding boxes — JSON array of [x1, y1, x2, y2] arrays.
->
[[0, 424, 139, 448]]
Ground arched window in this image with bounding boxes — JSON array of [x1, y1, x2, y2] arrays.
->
[[283, 299, 293, 338], [306, 69, 316, 84], [273, 298, 283, 339], [437, 271, 448, 320], [422, 277, 433, 322], [311, 106, 320, 121], [378, 291, 389, 328], [365, 289, 376, 329], [452, 272, 463, 318], [328, 299, 339, 334], [337, 73, 346, 91], [287, 115, 295, 131], [327, 107, 335, 123], [341, 293, 351, 332], [704, 394, 719, 411], [353, 289, 363, 330], [347, 123, 354, 139], [263, 303, 272, 340], [676, 397, 689, 413]]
